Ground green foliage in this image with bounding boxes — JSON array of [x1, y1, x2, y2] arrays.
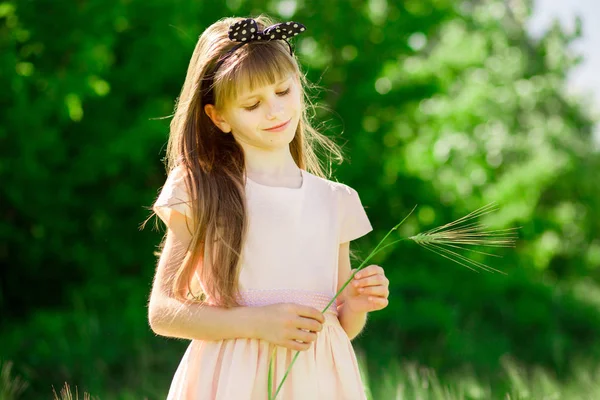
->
[[2, 0, 600, 398]]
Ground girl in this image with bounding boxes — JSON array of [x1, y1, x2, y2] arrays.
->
[[148, 15, 390, 400]]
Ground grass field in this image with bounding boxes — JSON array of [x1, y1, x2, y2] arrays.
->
[[3, 354, 600, 400]]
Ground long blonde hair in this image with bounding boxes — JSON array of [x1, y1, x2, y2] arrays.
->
[[153, 15, 344, 308]]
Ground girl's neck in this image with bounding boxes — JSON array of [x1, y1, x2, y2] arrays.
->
[[244, 147, 300, 179]]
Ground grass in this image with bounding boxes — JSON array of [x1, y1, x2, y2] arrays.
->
[[51, 383, 97, 400], [356, 352, 600, 400], [3, 355, 600, 400], [0, 361, 27, 400]]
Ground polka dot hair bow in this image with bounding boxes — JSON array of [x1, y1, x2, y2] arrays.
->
[[228, 18, 306, 43]]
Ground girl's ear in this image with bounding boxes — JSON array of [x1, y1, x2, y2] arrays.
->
[[204, 104, 232, 133]]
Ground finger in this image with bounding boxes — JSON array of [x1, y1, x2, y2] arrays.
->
[[358, 286, 389, 297], [354, 265, 384, 279], [368, 297, 389, 308], [295, 305, 325, 324], [354, 274, 388, 288], [297, 317, 323, 333], [292, 329, 317, 344], [288, 340, 311, 352]]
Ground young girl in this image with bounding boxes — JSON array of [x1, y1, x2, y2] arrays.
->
[[148, 15, 390, 400]]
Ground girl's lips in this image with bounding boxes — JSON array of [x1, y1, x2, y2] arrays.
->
[[264, 118, 291, 132]]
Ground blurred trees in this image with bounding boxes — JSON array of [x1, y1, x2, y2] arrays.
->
[[1, 0, 600, 398]]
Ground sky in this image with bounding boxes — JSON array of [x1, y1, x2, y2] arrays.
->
[[528, 0, 600, 145]]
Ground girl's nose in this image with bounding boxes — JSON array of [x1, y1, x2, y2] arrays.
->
[[266, 99, 285, 119]]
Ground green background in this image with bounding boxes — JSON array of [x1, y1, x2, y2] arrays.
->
[[2, 0, 600, 398]]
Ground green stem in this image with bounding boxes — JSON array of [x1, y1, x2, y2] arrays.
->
[[268, 205, 417, 400]]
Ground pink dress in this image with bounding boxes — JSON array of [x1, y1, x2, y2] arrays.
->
[[153, 167, 373, 400]]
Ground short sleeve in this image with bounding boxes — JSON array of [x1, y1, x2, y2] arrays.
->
[[153, 165, 193, 226], [338, 185, 373, 243]]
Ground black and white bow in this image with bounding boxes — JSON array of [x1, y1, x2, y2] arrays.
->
[[228, 18, 306, 43]]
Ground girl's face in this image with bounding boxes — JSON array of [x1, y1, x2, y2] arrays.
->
[[206, 74, 302, 152]]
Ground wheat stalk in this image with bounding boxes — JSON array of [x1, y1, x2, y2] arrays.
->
[[409, 202, 519, 274], [268, 203, 519, 399]]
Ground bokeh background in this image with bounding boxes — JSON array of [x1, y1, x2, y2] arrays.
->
[[2, 0, 600, 399]]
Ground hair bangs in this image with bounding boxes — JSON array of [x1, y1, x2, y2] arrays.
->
[[213, 42, 298, 109]]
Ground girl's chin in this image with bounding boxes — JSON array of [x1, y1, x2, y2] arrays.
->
[[262, 133, 297, 148]]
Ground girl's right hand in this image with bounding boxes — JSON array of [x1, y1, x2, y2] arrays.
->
[[255, 303, 325, 351]]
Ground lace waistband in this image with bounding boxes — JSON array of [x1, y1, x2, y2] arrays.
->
[[236, 289, 339, 315]]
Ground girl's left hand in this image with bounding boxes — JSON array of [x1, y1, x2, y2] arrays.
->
[[344, 265, 389, 313]]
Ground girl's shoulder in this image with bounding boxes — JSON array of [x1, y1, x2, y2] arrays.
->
[[305, 170, 372, 242], [153, 164, 194, 222], [304, 170, 359, 199]]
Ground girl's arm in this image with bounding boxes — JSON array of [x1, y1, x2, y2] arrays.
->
[[148, 211, 325, 347], [336, 242, 368, 340], [148, 211, 262, 341]]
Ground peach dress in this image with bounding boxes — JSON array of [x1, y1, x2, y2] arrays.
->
[[153, 166, 373, 400]]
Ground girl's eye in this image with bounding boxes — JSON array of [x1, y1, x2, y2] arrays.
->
[[243, 88, 291, 111]]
